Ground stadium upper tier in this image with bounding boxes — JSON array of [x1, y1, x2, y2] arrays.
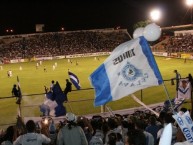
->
[[0, 29, 130, 59], [152, 34, 193, 53]]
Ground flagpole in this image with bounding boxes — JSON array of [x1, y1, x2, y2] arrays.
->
[[162, 83, 175, 114], [105, 105, 115, 117], [66, 102, 73, 113], [131, 94, 159, 117]]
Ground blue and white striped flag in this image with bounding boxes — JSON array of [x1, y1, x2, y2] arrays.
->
[[68, 71, 81, 90], [89, 36, 163, 106]]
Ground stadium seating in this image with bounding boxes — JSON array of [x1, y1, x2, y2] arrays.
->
[[0, 107, 184, 145], [153, 34, 193, 53], [0, 29, 130, 59]]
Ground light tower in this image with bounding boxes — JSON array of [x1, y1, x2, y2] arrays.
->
[[186, 0, 193, 23], [150, 9, 161, 22]]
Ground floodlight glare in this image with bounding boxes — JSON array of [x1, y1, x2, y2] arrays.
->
[[150, 9, 161, 21], [186, 0, 193, 6], [44, 118, 48, 125]]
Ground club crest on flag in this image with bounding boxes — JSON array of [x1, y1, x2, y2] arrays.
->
[[121, 62, 142, 81]]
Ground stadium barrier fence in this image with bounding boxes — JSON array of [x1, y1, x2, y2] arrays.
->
[[0, 78, 191, 129]]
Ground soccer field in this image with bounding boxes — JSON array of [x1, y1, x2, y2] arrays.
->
[[0, 56, 193, 128]]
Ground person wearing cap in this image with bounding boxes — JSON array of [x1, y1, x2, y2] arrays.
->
[[57, 112, 88, 145], [13, 120, 51, 145]]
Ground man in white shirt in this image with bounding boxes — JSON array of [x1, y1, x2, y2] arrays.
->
[[13, 120, 51, 145]]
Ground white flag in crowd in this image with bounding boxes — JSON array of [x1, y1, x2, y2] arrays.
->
[[90, 36, 163, 106]]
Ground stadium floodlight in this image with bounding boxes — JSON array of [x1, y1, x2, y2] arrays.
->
[[186, 0, 193, 23], [150, 9, 161, 21], [186, 0, 193, 6]]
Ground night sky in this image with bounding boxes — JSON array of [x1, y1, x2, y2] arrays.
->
[[0, 0, 191, 35]]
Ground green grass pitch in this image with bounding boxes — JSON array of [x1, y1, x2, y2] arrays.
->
[[0, 56, 193, 128]]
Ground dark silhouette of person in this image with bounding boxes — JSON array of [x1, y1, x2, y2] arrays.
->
[[0, 126, 14, 144], [188, 73, 193, 89], [50, 80, 55, 92], [64, 79, 72, 101], [173, 70, 181, 91], [12, 84, 22, 104], [44, 66, 47, 72], [12, 84, 19, 98]]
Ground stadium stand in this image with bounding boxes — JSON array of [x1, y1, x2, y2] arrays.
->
[[0, 107, 187, 145], [165, 34, 193, 53], [0, 29, 130, 60], [152, 32, 193, 56]]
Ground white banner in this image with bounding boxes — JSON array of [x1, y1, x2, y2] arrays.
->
[[173, 111, 193, 143]]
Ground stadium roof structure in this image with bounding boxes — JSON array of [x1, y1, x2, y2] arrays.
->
[[162, 24, 193, 31]]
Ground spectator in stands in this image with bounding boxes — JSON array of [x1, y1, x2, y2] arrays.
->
[[157, 113, 177, 145], [77, 116, 93, 143], [13, 120, 51, 145], [0, 30, 129, 60], [105, 118, 120, 144], [0, 126, 14, 145], [57, 112, 88, 145], [89, 136, 103, 145], [107, 132, 124, 145], [125, 129, 146, 145], [47, 120, 57, 145], [90, 116, 104, 142], [120, 120, 129, 139], [116, 133, 124, 145], [145, 116, 160, 145], [135, 120, 154, 145]]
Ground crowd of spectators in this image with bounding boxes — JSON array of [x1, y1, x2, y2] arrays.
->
[[163, 34, 193, 53], [0, 29, 130, 60], [0, 107, 189, 145]]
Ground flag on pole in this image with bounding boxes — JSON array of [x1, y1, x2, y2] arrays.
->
[[131, 94, 159, 117], [68, 71, 81, 90], [89, 36, 163, 106]]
